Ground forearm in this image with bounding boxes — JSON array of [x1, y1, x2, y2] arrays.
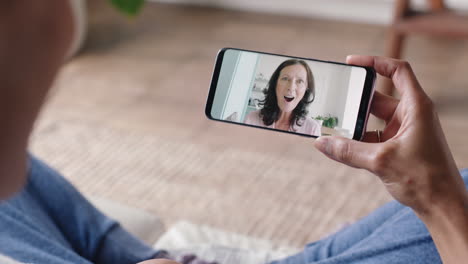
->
[[417, 184, 468, 263], [0, 0, 73, 197], [322, 56, 468, 264]]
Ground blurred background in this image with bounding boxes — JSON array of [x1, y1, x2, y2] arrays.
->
[[31, 0, 468, 251]]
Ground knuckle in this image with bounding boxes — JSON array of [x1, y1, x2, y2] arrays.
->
[[393, 60, 414, 87], [420, 96, 435, 112], [414, 96, 436, 117], [371, 144, 397, 174], [335, 140, 353, 163], [398, 60, 412, 71]]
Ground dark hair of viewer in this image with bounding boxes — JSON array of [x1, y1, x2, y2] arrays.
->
[[259, 59, 315, 129]]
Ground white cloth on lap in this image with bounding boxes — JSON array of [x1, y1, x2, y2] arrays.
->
[[0, 255, 21, 264], [154, 221, 300, 264]]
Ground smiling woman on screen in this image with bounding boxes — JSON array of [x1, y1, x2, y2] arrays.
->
[[244, 59, 321, 136]]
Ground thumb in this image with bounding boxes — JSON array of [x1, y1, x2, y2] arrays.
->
[[314, 136, 378, 170]]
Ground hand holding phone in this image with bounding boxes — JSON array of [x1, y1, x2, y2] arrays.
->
[[315, 55, 468, 264], [205, 48, 376, 140]]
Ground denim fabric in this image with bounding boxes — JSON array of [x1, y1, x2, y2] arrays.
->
[[1, 154, 467, 264], [272, 168, 468, 264], [0, 156, 159, 264]]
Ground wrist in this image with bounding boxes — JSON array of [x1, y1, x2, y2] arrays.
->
[[416, 189, 468, 229], [413, 167, 467, 217], [415, 190, 468, 264]]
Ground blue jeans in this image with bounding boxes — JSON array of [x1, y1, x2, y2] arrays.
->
[[273, 168, 468, 264], [0, 156, 160, 264], [1, 155, 467, 264]]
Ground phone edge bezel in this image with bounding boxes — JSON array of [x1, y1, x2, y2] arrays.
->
[[205, 47, 376, 141], [353, 67, 376, 140]]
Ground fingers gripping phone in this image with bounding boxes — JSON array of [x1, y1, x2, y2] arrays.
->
[[205, 48, 376, 140]]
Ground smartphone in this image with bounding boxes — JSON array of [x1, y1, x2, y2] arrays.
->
[[205, 48, 376, 140]]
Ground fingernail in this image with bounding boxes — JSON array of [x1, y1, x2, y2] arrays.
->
[[315, 137, 330, 154]]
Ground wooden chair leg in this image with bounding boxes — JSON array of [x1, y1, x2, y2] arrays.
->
[[428, 0, 445, 11]]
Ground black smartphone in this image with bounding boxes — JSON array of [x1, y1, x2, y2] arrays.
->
[[205, 48, 376, 140]]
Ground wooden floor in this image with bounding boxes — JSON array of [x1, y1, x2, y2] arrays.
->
[[31, 1, 468, 248]]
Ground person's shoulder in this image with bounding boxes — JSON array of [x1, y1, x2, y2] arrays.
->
[[246, 110, 261, 118], [303, 116, 321, 127], [301, 116, 321, 136], [244, 110, 262, 125]]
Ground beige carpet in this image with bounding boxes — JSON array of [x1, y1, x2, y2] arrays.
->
[[28, 1, 468, 249], [30, 115, 390, 248]]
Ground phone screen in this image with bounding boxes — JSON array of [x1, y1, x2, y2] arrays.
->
[[206, 48, 375, 139]]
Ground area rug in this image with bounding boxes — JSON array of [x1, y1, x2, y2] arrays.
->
[[30, 117, 391, 247]]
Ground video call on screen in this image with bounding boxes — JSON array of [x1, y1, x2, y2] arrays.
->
[[211, 49, 367, 138]]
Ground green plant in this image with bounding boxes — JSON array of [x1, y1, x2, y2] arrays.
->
[[314, 115, 338, 129], [109, 0, 146, 16]]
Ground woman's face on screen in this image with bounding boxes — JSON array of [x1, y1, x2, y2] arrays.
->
[[275, 64, 308, 114]]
